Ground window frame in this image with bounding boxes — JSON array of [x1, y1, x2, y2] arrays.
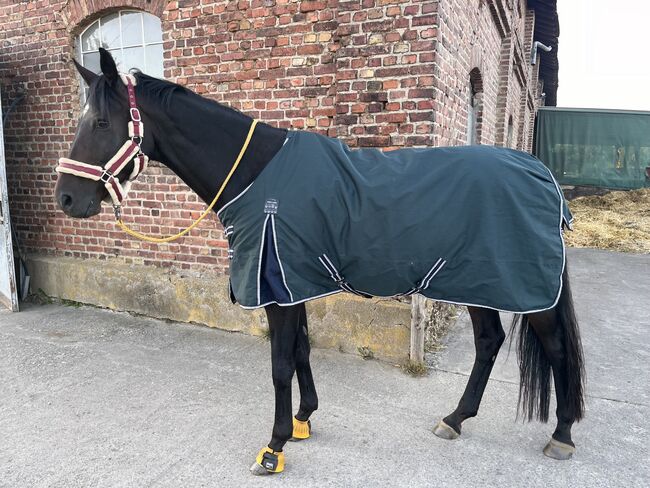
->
[[506, 115, 514, 148], [467, 68, 484, 146], [76, 10, 163, 101]]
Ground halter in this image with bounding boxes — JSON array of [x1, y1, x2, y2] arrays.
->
[[56, 74, 148, 218]]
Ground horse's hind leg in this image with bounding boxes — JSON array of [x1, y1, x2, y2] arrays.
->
[[527, 309, 581, 460], [434, 306, 505, 439], [250, 303, 301, 475], [292, 304, 318, 440], [517, 268, 585, 460]]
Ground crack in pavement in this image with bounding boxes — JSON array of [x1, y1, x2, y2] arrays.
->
[[432, 366, 650, 408]]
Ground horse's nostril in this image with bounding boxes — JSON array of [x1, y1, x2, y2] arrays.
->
[[60, 193, 73, 210]]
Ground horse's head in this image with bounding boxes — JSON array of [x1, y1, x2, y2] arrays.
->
[[55, 48, 153, 218]]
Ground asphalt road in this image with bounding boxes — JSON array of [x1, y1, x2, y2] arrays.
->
[[0, 248, 648, 487]]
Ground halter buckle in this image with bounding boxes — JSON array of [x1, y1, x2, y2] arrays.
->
[[100, 169, 114, 184], [129, 108, 142, 122]]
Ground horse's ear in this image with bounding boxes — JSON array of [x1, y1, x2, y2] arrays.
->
[[73, 58, 98, 86], [99, 47, 119, 86]]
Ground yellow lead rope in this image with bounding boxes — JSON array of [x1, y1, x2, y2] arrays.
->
[[116, 120, 258, 243]]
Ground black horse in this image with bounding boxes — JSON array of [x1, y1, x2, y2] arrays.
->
[[55, 49, 585, 474]]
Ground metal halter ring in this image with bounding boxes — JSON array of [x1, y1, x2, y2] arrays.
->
[[100, 169, 114, 184], [129, 108, 142, 121]]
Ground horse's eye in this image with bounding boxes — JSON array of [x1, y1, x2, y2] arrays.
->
[[96, 119, 110, 129]]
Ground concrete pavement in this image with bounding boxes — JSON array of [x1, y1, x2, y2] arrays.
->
[[0, 248, 648, 487]]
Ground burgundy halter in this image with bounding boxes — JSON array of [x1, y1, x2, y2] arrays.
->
[[56, 74, 149, 216]]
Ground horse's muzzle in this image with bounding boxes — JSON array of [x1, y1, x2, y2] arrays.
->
[[57, 192, 101, 218]]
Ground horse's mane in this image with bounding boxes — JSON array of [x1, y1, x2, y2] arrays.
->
[[87, 70, 248, 123], [132, 72, 247, 120], [132, 72, 187, 109]]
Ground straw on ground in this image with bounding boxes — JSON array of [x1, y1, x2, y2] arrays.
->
[[565, 188, 650, 254]]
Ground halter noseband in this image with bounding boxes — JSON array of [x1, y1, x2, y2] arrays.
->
[[56, 74, 149, 217]]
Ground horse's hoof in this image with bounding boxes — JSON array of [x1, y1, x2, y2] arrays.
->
[[543, 438, 576, 460], [433, 420, 460, 440], [250, 447, 285, 475], [289, 417, 311, 441], [250, 462, 271, 476]]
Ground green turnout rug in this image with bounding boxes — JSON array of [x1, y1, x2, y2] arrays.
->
[[218, 131, 572, 313]]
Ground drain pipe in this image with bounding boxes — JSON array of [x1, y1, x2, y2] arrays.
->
[[531, 41, 552, 65]]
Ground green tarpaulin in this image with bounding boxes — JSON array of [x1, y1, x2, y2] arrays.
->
[[535, 108, 650, 189]]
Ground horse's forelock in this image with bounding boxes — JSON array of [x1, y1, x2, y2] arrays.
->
[[86, 76, 119, 120]]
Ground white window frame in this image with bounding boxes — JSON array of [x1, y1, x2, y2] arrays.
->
[[76, 10, 163, 101]]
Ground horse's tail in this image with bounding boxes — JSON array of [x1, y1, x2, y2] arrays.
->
[[512, 265, 585, 423]]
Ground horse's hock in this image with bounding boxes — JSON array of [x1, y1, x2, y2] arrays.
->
[[26, 254, 431, 361]]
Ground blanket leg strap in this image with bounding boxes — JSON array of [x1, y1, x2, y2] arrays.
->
[[318, 254, 372, 298]]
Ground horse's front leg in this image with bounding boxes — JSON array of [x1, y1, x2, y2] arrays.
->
[[250, 303, 302, 475], [292, 303, 318, 439]]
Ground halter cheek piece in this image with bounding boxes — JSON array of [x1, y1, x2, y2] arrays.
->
[[56, 74, 149, 218]]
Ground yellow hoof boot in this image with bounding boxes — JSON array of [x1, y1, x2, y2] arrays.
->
[[250, 447, 285, 475], [290, 417, 311, 441]]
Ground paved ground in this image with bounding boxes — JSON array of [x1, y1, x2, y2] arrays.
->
[[0, 248, 648, 488]]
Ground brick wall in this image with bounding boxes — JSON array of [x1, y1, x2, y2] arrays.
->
[[432, 0, 544, 148], [0, 0, 549, 277]]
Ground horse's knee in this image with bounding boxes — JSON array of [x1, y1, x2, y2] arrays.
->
[[272, 374, 293, 390], [295, 349, 310, 369], [296, 333, 311, 364], [272, 361, 295, 389]]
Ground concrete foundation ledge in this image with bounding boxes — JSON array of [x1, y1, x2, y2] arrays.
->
[[26, 254, 411, 361]]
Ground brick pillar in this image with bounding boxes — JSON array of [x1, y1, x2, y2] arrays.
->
[[519, 8, 536, 152], [335, 0, 437, 149], [494, 34, 513, 147]]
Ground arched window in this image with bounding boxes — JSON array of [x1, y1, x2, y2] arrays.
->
[[467, 68, 483, 145], [506, 115, 514, 147], [77, 10, 163, 99]]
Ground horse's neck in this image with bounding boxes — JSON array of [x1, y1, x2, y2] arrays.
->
[[146, 91, 287, 210]]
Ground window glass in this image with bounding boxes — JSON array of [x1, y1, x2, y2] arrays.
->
[[108, 48, 124, 70], [145, 44, 164, 78], [143, 14, 162, 44], [81, 23, 100, 51], [82, 52, 100, 73], [100, 13, 121, 47], [123, 47, 145, 73], [121, 11, 143, 47]]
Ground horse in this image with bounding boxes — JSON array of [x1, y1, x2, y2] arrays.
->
[[54, 48, 585, 474]]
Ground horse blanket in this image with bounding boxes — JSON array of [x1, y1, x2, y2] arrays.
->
[[218, 131, 572, 313]]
